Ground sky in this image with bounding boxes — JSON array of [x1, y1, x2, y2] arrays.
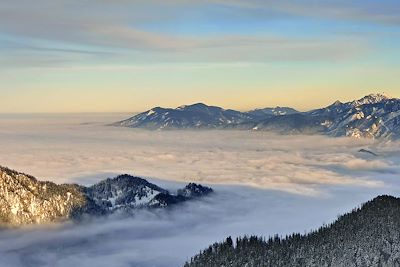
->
[[1, 0, 400, 113]]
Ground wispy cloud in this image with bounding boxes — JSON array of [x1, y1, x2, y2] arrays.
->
[[0, 0, 379, 69], [207, 0, 400, 25]]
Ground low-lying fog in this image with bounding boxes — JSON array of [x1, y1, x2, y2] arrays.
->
[[0, 113, 400, 267]]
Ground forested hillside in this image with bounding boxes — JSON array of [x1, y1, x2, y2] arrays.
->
[[185, 195, 400, 267]]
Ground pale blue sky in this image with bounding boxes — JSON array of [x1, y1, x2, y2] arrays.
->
[[1, 0, 399, 112]]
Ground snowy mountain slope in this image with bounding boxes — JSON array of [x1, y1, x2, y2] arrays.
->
[[250, 93, 400, 138], [247, 106, 299, 117], [113, 103, 256, 129], [84, 175, 169, 210], [113, 93, 400, 139], [250, 113, 326, 134], [0, 166, 97, 226], [307, 93, 400, 138], [0, 166, 213, 227]]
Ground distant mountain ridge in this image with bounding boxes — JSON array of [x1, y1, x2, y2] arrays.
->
[[113, 103, 256, 130], [247, 106, 299, 117], [0, 166, 213, 227], [113, 93, 400, 139], [185, 195, 400, 267], [306, 93, 398, 138]]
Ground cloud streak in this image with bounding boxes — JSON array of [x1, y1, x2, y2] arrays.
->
[[0, 0, 378, 69], [206, 0, 400, 25]]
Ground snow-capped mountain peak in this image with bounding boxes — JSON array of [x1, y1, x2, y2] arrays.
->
[[113, 103, 255, 129], [146, 109, 157, 116], [112, 93, 400, 139], [331, 100, 343, 106], [176, 103, 210, 111], [351, 93, 391, 107]]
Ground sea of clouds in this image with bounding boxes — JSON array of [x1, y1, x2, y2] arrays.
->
[[0, 113, 400, 267]]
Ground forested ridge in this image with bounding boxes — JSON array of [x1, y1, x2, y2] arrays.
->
[[185, 195, 400, 267]]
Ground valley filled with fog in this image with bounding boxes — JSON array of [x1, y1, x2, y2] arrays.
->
[[1, 113, 400, 267]]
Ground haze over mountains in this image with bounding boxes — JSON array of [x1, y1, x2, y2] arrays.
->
[[114, 93, 400, 139]]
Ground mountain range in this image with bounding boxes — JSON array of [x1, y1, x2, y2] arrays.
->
[[0, 166, 212, 227], [185, 195, 400, 267], [113, 93, 400, 139]]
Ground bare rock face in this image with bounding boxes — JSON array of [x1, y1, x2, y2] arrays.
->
[[0, 166, 88, 226]]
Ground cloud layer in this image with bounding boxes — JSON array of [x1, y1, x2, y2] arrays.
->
[[1, 182, 399, 267], [1, 113, 400, 266], [0, 113, 394, 196]]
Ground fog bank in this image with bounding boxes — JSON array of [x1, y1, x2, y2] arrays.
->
[[0, 113, 400, 266], [0, 113, 395, 196]]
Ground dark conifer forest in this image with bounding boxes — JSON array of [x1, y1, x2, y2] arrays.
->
[[185, 195, 400, 267]]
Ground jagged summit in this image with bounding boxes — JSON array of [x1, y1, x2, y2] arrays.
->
[[330, 100, 343, 106], [351, 93, 391, 106], [327, 93, 390, 109]]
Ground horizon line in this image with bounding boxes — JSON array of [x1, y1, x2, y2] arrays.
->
[[0, 92, 394, 115]]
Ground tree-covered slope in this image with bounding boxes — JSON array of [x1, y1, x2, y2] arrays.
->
[[185, 195, 400, 267]]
